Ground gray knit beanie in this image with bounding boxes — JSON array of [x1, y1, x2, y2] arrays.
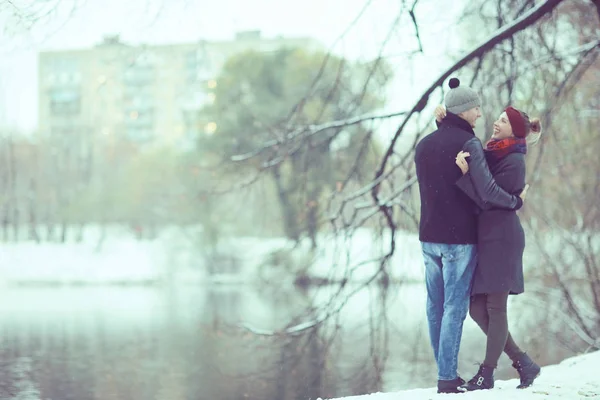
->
[[444, 78, 481, 114]]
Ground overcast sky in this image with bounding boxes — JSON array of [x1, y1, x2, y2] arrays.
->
[[0, 0, 465, 132]]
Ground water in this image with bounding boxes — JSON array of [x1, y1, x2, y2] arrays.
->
[[0, 284, 577, 400]]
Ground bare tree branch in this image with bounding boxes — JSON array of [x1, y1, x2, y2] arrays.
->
[[363, 0, 566, 280], [408, 0, 424, 53], [230, 110, 407, 163], [282, 0, 374, 127], [375, 0, 566, 194]]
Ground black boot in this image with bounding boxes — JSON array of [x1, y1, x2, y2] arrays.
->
[[512, 353, 541, 389], [437, 377, 467, 394], [464, 364, 494, 391]]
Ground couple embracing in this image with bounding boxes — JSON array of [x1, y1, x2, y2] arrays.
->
[[414, 78, 542, 394]]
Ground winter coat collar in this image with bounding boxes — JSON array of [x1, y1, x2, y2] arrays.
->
[[440, 112, 476, 135]]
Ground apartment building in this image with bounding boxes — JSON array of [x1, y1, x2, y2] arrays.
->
[[38, 31, 321, 147]]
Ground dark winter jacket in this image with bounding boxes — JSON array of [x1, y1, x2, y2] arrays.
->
[[415, 113, 523, 244], [457, 151, 527, 295]]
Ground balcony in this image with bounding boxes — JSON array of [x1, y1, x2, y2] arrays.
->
[[123, 67, 155, 87], [48, 88, 81, 116]]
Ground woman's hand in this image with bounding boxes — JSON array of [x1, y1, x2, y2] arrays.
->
[[434, 105, 446, 122], [455, 151, 470, 175]]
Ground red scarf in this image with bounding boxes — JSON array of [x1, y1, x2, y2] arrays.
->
[[484, 137, 527, 163]]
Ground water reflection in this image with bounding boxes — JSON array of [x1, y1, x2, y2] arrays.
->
[[0, 285, 576, 399]]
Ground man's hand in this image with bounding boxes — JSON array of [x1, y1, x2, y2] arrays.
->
[[519, 184, 530, 201], [455, 151, 470, 175], [434, 105, 446, 122]]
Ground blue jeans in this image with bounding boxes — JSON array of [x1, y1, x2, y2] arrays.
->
[[421, 242, 477, 381]]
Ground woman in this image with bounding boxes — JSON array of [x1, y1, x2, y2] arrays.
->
[[435, 105, 542, 391]]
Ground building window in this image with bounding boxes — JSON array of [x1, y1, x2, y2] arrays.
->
[[125, 126, 154, 142], [185, 48, 213, 83], [44, 57, 80, 87], [49, 88, 81, 115], [123, 66, 154, 86]]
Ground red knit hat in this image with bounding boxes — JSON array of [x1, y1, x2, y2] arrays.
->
[[505, 106, 527, 138]]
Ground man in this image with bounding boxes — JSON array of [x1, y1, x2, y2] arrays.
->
[[414, 78, 524, 394]]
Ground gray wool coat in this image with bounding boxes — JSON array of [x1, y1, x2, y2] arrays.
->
[[457, 145, 527, 296]]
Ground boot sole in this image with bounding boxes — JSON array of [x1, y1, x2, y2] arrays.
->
[[517, 371, 541, 389], [437, 388, 467, 394]]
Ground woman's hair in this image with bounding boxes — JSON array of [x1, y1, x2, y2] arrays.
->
[[519, 111, 543, 146]]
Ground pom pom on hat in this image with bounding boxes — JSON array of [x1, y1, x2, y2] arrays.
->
[[449, 78, 460, 89]]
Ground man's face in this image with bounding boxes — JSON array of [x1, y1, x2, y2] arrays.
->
[[459, 106, 482, 128]]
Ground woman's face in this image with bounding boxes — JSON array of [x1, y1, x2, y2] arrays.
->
[[492, 112, 513, 140]]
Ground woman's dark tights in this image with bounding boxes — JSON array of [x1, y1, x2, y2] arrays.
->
[[469, 292, 525, 368]]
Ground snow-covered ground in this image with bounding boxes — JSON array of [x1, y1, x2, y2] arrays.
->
[[320, 350, 600, 400]]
